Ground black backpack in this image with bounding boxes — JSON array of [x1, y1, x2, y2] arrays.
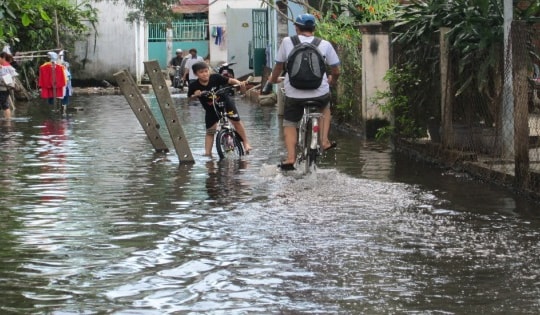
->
[[286, 35, 326, 90]]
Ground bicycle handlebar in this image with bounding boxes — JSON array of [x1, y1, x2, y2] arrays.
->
[[200, 86, 235, 98], [200, 76, 253, 97]]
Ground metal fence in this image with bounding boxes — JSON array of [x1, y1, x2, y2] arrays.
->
[[148, 21, 208, 41]]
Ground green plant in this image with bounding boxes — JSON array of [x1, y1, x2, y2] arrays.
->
[[316, 14, 363, 123], [373, 64, 425, 140]]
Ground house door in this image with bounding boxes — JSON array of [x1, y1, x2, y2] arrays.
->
[[251, 9, 268, 76]]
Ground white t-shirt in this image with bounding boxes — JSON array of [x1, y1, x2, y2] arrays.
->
[[275, 35, 340, 99], [185, 56, 205, 80]]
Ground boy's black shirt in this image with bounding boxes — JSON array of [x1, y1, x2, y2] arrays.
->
[[187, 74, 230, 109]]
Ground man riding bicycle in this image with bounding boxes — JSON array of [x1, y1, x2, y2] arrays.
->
[[263, 13, 340, 170], [168, 49, 187, 88]]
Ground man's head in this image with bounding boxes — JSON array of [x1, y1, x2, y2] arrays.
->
[[294, 13, 316, 32], [176, 49, 183, 56], [189, 48, 197, 57], [192, 61, 210, 81]]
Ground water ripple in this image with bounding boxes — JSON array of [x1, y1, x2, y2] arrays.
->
[[0, 97, 539, 314]]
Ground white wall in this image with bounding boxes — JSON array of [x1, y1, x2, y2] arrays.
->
[[73, 1, 146, 83], [208, 0, 264, 78]]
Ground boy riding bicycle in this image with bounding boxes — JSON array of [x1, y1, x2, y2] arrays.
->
[[187, 61, 253, 156]]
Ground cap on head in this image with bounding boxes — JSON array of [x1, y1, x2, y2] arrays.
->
[[295, 13, 316, 27], [176, 49, 182, 54]]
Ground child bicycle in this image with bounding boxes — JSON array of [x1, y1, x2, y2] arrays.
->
[[201, 84, 246, 159]]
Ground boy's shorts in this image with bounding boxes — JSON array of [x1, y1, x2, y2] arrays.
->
[[204, 101, 240, 129], [283, 93, 331, 126], [0, 91, 10, 110]]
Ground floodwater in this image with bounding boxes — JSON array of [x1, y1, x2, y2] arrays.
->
[[1, 94, 539, 314]]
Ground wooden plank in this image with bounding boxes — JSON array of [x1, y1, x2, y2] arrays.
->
[[113, 69, 169, 153], [144, 60, 195, 163]]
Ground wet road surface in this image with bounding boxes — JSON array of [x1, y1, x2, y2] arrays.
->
[[0, 94, 539, 314]]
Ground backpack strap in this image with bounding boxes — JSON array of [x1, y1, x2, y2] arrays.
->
[[311, 37, 322, 47], [290, 35, 300, 46]]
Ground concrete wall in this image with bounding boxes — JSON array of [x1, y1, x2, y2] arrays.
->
[[359, 23, 391, 122], [72, 1, 145, 83]]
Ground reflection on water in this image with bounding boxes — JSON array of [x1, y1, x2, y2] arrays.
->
[[0, 95, 539, 314]]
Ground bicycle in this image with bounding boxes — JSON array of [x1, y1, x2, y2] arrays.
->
[[261, 80, 327, 173], [296, 100, 324, 173], [172, 66, 183, 90], [201, 84, 246, 160]]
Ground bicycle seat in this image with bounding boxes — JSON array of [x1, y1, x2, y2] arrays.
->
[[303, 100, 323, 107]]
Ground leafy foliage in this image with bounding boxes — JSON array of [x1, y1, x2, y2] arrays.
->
[[373, 64, 425, 140], [0, 0, 98, 91], [392, 0, 539, 130], [0, 0, 97, 51]]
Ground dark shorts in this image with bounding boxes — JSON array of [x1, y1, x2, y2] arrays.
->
[[283, 93, 331, 123], [0, 91, 10, 110], [204, 101, 241, 129]]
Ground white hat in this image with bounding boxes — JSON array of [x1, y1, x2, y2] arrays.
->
[[176, 49, 182, 53]]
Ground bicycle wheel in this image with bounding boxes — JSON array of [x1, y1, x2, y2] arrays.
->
[[172, 77, 182, 89], [302, 119, 315, 173], [216, 129, 244, 160]]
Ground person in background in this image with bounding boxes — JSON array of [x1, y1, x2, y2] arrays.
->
[[0, 52, 16, 119], [168, 48, 187, 87], [61, 61, 72, 107], [187, 61, 252, 156], [183, 48, 204, 84], [262, 13, 340, 170]]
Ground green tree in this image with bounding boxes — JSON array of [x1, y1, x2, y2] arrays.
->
[[0, 0, 97, 51], [0, 0, 98, 91]]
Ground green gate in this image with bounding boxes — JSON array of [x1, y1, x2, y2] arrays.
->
[[251, 9, 268, 76]]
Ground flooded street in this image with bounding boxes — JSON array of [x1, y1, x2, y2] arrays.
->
[[1, 94, 539, 314]]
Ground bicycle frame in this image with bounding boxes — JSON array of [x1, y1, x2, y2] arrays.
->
[[297, 103, 323, 173], [172, 66, 183, 89]]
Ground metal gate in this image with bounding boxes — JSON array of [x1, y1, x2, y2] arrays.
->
[[251, 9, 268, 76]]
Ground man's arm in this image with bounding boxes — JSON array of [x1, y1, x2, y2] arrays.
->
[[267, 62, 284, 84], [327, 64, 340, 87]]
